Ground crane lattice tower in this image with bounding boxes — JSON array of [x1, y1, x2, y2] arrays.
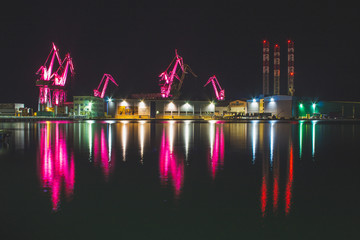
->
[[273, 44, 280, 95], [288, 40, 295, 96], [263, 40, 270, 96]]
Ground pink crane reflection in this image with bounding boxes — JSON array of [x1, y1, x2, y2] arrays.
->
[[93, 127, 114, 181], [37, 122, 75, 211], [208, 123, 225, 179], [159, 125, 184, 198]]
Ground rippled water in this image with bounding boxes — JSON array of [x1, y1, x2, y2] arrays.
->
[[0, 120, 359, 239]]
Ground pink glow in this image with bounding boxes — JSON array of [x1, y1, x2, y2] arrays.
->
[[93, 128, 114, 181], [159, 50, 184, 98], [159, 126, 184, 198], [208, 124, 225, 179], [94, 73, 119, 98], [285, 144, 294, 215], [37, 123, 75, 211], [204, 75, 225, 100]]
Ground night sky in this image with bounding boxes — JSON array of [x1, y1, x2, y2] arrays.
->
[[1, 0, 359, 108]]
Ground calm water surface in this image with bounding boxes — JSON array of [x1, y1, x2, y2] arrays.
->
[[0, 120, 359, 239]]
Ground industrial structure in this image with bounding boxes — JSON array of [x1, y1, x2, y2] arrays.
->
[[36, 43, 74, 112], [288, 40, 295, 96], [263, 40, 270, 96], [73, 96, 105, 117], [0, 41, 349, 120], [159, 50, 185, 99], [204, 75, 225, 101], [93, 74, 118, 99], [273, 44, 280, 95]]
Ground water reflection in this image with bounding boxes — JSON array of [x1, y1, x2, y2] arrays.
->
[[285, 143, 294, 215], [159, 123, 184, 198], [122, 121, 128, 161], [93, 126, 115, 181], [37, 122, 75, 211], [260, 122, 294, 217], [312, 120, 317, 159], [208, 122, 225, 179], [299, 121, 303, 158], [252, 121, 257, 164], [7, 120, 330, 216]]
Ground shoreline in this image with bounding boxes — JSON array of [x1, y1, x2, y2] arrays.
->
[[1, 116, 360, 123]]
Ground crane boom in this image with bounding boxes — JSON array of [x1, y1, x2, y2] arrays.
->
[[94, 73, 119, 98], [159, 49, 184, 98], [204, 75, 225, 100]]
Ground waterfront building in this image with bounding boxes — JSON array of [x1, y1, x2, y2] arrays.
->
[[0, 103, 25, 116], [73, 96, 105, 117]]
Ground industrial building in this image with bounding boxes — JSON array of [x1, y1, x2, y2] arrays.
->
[[296, 100, 360, 119], [0, 103, 25, 116], [106, 99, 221, 119], [247, 95, 294, 119], [73, 96, 105, 117]]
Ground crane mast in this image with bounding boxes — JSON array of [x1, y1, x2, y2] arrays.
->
[[159, 49, 184, 98], [204, 75, 225, 100], [52, 53, 75, 106], [94, 74, 119, 99]]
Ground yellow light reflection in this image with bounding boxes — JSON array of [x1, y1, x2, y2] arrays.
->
[[139, 122, 145, 164], [122, 122, 128, 161], [184, 121, 190, 161]]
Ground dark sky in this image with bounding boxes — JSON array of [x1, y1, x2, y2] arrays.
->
[[1, 0, 359, 108]]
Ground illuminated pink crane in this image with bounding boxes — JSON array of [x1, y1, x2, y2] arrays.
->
[[204, 75, 225, 100], [159, 49, 184, 98], [52, 53, 75, 106], [36, 43, 62, 109], [93, 74, 118, 98]]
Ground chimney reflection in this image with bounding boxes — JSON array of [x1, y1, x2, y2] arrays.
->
[[285, 143, 294, 215], [260, 155, 269, 217], [208, 122, 225, 179], [260, 122, 294, 217], [159, 123, 184, 198], [37, 122, 75, 211]]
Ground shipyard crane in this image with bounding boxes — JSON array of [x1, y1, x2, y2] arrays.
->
[[94, 74, 119, 98], [52, 53, 75, 106], [159, 49, 184, 98], [36, 42, 62, 82], [36, 43, 62, 109], [204, 75, 225, 100], [172, 64, 198, 99]]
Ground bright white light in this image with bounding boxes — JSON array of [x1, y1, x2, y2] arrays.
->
[[184, 103, 191, 109], [139, 101, 146, 108], [107, 97, 113, 103], [253, 99, 256, 102], [168, 102, 176, 111], [120, 100, 128, 107], [270, 98, 274, 102], [312, 103, 316, 109], [209, 102, 215, 108]]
